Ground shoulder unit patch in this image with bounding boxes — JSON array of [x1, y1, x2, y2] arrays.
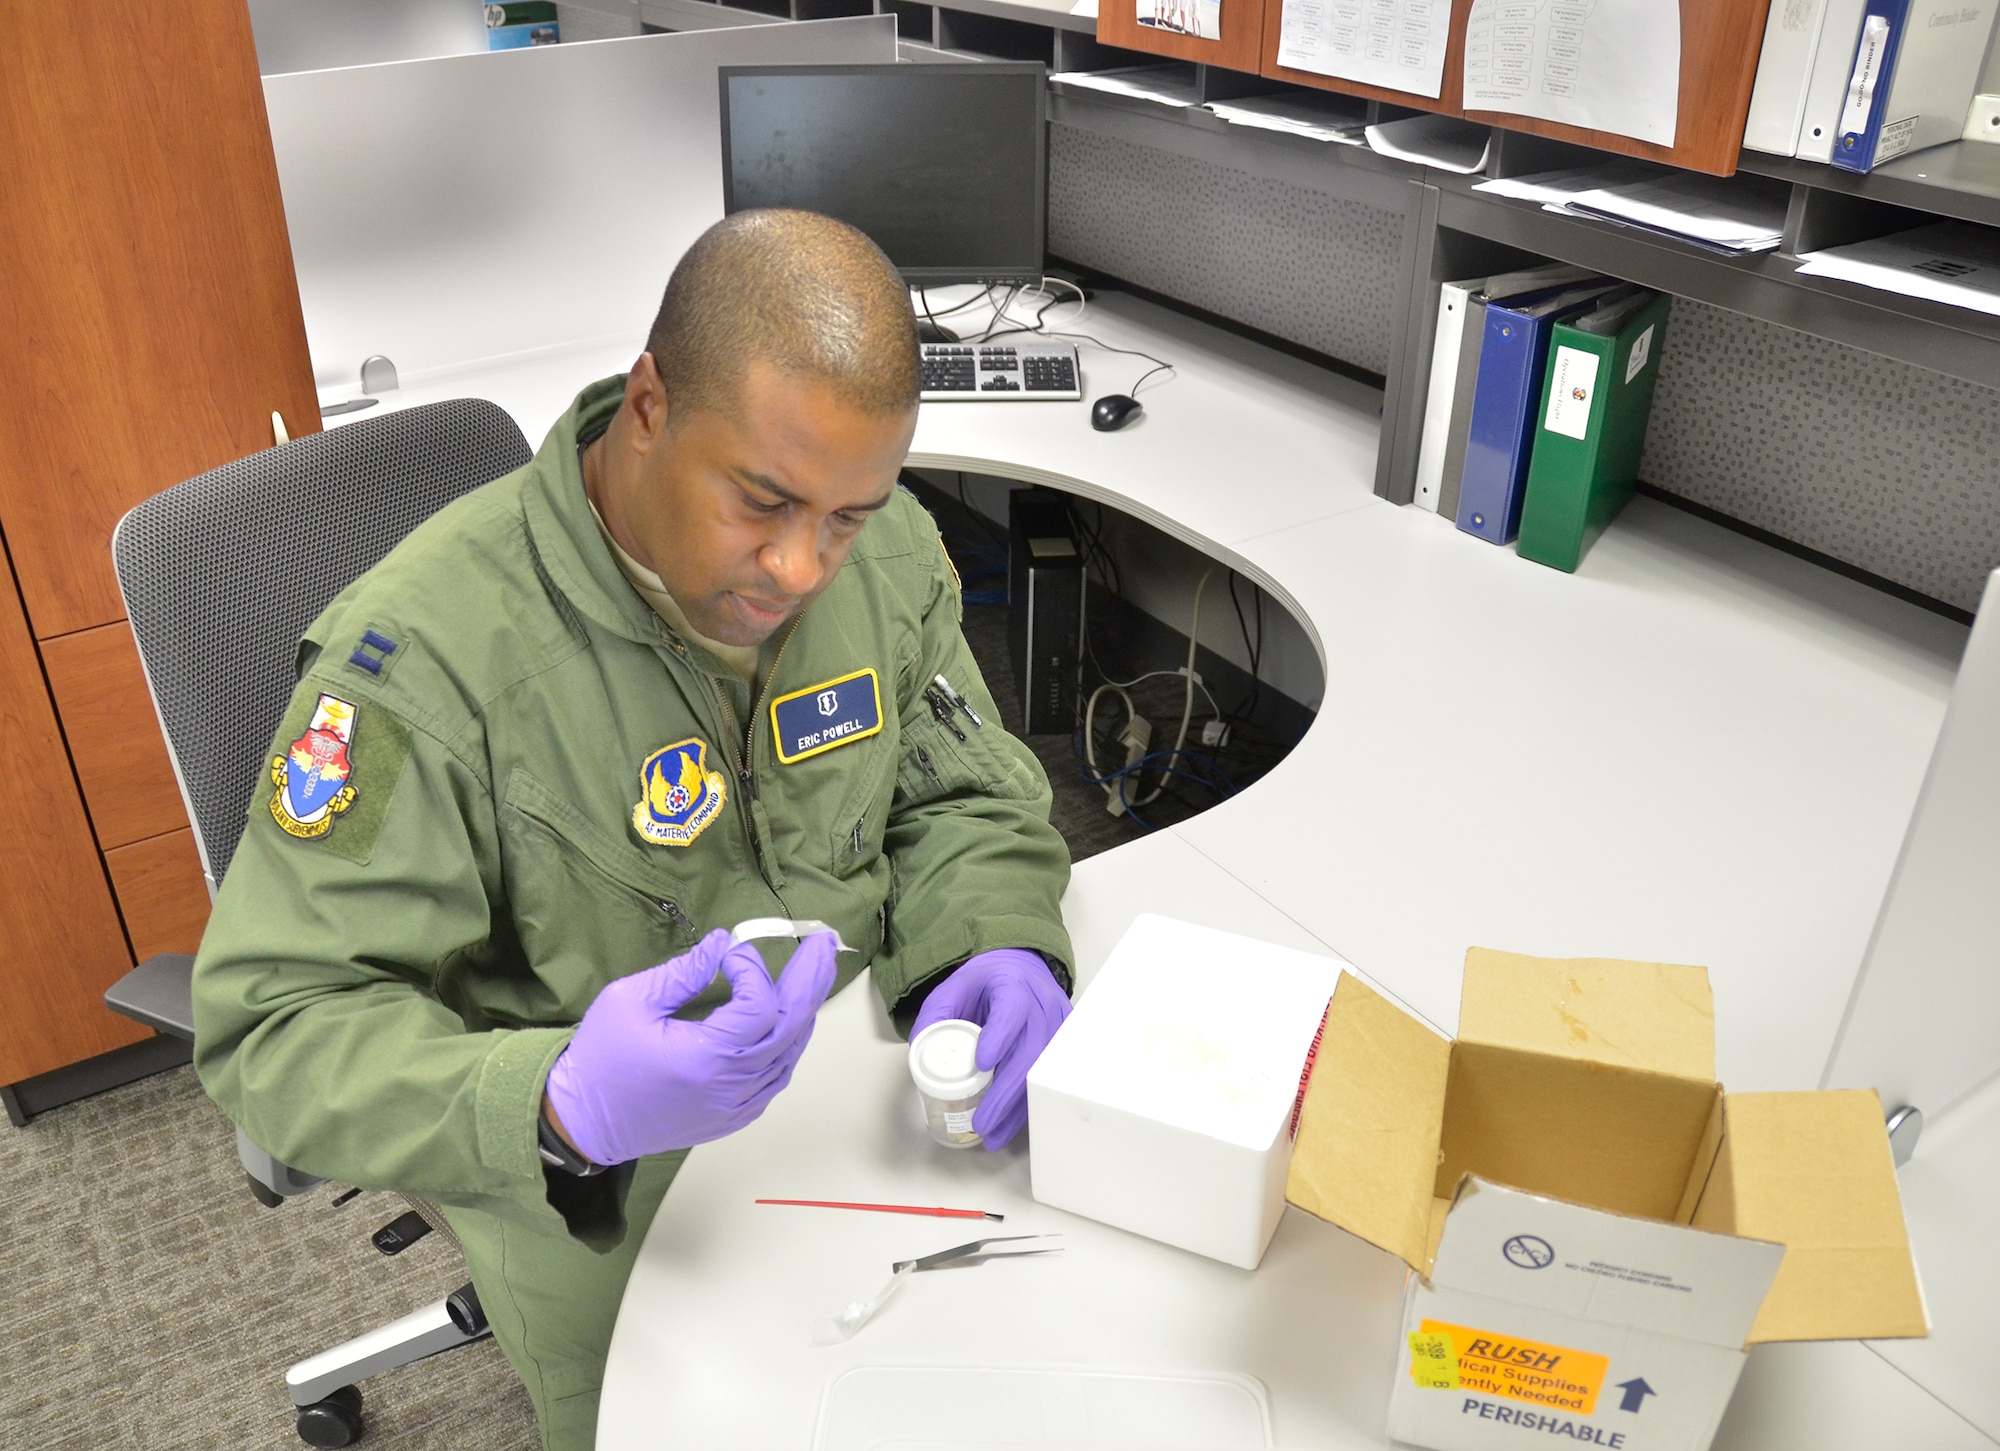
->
[[632, 738, 728, 846], [270, 694, 360, 839]]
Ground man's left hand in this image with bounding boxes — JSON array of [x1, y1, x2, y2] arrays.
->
[[911, 949, 1071, 1150]]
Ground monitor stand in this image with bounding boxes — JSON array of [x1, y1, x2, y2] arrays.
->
[[915, 318, 959, 345]]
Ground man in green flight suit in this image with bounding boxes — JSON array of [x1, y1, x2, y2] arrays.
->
[[193, 210, 1076, 1450]]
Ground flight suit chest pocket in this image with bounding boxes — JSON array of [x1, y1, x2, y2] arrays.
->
[[497, 768, 700, 1007], [895, 710, 1038, 807]]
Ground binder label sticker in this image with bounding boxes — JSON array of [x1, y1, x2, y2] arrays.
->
[[1838, 14, 1891, 140], [1544, 346, 1599, 441], [1875, 115, 1919, 164], [1625, 324, 1655, 384]]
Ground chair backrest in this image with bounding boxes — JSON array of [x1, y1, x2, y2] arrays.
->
[[112, 398, 532, 890]]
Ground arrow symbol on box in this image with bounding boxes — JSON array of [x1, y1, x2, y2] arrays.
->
[[1615, 1378, 1656, 1413]]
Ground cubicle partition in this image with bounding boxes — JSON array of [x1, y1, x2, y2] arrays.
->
[[262, 18, 900, 396]]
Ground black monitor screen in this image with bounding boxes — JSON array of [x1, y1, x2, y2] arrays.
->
[[719, 63, 1046, 286]]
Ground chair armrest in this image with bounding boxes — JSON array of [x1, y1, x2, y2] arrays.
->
[[104, 953, 196, 1041]]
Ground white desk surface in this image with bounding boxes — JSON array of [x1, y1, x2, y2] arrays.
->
[[335, 292, 1993, 1448]]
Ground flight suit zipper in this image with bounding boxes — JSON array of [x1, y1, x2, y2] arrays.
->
[[704, 613, 805, 909]]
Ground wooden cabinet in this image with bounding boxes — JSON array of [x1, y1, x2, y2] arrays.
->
[[1225, 0, 1774, 177], [0, 556, 149, 1086], [0, 0, 316, 1096], [1097, 0, 1265, 74]]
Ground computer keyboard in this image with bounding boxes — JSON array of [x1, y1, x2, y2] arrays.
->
[[920, 340, 1081, 401]]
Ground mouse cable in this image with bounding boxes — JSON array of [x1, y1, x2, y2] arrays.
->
[[974, 281, 1175, 394]]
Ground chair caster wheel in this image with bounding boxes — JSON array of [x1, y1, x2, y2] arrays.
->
[[296, 1384, 364, 1447]]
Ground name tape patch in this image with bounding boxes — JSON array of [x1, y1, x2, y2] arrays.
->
[[771, 668, 882, 764]]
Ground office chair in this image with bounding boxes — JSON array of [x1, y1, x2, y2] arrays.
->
[[102, 398, 535, 1447]]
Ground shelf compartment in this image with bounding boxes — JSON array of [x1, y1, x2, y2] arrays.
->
[[1740, 140, 2000, 234], [937, 5, 1062, 59], [1432, 180, 2000, 388], [879, 0, 933, 40], [1047, 83, 1416, 213]]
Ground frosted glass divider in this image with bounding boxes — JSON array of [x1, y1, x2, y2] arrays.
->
[[264, 17, 898, 393]]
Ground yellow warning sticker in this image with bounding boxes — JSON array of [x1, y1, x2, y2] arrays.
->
[[1417, 1320, 1609, 1415], [1407, 1332, 1460, 1390]]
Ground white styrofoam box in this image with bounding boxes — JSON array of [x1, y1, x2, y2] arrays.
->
[[1027, 914, 1346, 1269]]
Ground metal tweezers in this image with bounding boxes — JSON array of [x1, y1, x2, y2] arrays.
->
[[892, 1234, 1063, 1274]]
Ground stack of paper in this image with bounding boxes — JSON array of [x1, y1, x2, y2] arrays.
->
[[1796, 223, 2000, 319], [1204, 93, 1367, 144], [1565, 174, 1789, 254], [1475, 168, 1789, 255], [1363, 114, 1492, 174], [1473, 163, 1657, 208], [1048, 66, 1202, 108]]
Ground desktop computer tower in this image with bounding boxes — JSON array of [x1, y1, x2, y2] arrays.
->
[[1007, 490, 1084, 735]]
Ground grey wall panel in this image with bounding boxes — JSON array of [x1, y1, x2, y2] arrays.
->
[[1641, 300, 2000, 615], [1048, 124, 1403, 378]]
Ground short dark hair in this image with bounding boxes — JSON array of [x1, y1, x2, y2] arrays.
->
[[646, 209, 920, 423]]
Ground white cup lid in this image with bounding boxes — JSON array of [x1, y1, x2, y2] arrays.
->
[[909, 1019, 992, 1099]]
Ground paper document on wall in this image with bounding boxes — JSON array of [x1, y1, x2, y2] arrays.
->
[[1462, 0, 1681, 147], [1276, 0, 1452, 99], [1139, 0, 1222, 40]]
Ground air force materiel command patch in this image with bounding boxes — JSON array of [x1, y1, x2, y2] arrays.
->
[[771, 669, 883, 764], [270, 694, 360, 839], [632, 738, 728, 846]]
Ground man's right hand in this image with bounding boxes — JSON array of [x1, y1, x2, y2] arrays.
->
[[543, 927, 838, 1166]]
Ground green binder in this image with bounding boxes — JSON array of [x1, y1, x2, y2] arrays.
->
[[1516, 290, 1672, 573]]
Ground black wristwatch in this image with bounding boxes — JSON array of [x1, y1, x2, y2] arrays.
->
[[538, 1110, 608, 1177]]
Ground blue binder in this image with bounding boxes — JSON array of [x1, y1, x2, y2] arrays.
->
[[1831, 0, 1911, 173], [1455, 283, 1621, 545]]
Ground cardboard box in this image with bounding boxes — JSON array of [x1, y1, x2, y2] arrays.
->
[[1286, 949, 1929, 1451], [1027, 914, 1344, 1269]]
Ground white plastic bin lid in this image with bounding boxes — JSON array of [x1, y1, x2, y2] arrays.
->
[[909, 1019, 992, 1100]]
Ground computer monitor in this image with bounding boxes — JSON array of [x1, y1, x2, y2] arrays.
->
[[718, 63, 1047, 287]]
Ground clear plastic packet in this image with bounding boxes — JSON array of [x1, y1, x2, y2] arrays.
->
[[731, 917, 853, 954]]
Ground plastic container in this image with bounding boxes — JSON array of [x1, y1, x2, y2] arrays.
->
[[908, 1019, 992, 1148]]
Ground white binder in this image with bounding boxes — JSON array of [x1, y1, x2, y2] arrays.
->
[[1796, 0, 1869, 163], [1744, 0, 1836, 156]]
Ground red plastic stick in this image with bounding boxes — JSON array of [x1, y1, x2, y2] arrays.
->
[[754, 1198, 1003, 1221]]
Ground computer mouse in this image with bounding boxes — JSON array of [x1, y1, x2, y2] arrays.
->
[[1090, 394, 1143, 432]]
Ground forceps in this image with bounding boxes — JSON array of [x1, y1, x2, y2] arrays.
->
[[892, 1234, 1064, 1273]]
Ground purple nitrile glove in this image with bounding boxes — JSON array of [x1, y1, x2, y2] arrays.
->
[[911, 948, 1071, 1151], [545, 927, 838, 1166]]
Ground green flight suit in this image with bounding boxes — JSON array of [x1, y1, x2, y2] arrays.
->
[[192, 377, 1074, 1448]]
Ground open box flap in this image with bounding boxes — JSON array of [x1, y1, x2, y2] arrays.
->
[[1693, 1090, 1929, 1343], [1286, 972, 1450, 1270], [1432, 1176, 1785, 1346], [1457, 949, 1715, 1080]]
